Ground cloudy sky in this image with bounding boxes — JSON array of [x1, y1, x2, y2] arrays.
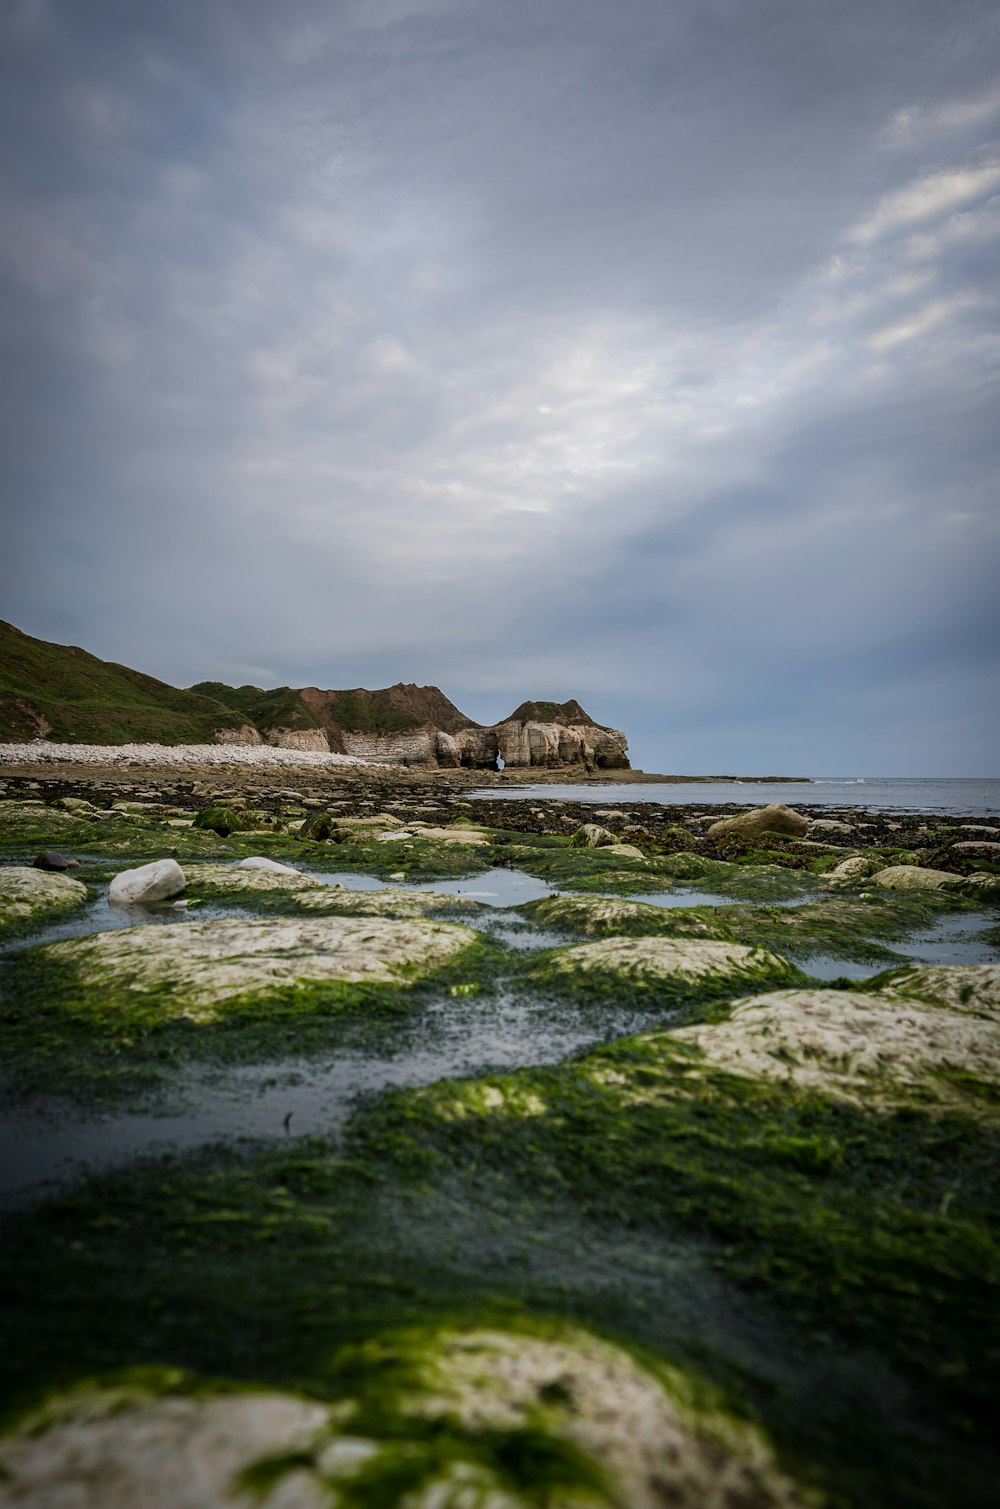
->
[[1, 0, 998, 774]]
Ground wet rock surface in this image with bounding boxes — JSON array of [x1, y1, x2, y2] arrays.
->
[[1, 773, 999, 1509]]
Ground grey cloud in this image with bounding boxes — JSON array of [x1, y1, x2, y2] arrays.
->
[[2, 0, 999, 773]]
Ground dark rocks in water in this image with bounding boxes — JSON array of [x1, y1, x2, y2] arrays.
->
[[32, 851, 79, 871]]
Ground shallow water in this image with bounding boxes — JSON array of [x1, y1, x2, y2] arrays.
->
[[3, 852, 997, 1207], [471, 776, 1000, 815], [0, 992, 666, 1204]]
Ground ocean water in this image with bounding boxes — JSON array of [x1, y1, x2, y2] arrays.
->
[[471, 777, 1000, 815]]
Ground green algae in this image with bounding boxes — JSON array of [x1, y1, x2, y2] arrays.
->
[[2, 1040, 999, 1507], [0, 866, 89, 942], [0, 926, 503, 1102]]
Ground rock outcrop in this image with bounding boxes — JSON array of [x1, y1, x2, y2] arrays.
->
[[0, 620, 630, 771]]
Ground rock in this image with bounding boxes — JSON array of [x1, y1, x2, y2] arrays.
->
[[949, 841, 1000, 858], [32, 850, 80, 871], [826, 855, 879, 879], [873, 865, 959, 891], [57, 796, 94, 812], [545, 937, 799, 994], [603, 842, 647, 859], [707, 804, 809, 841], [670, 969, 1000, 1114], [807, 818, 854, 836], [297, 811, 338, 841], [0, 1331, 804, 1509], [43, 914, 477, 1018], [881, 963, 1000, 1015], [954, 824, 1000, 838], [294, 887, 482, 917], [186, 863, 321, 895], [108, 858, 186, 906], [522, 895, 726, 939], [237, 856, 301, 873], [0, 866, 88, 936], [407, 824, 491, 846], [191, 805, 244, 836], [569, 823, 616, 848]]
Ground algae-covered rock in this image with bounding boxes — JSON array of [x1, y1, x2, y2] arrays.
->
[[191, 805, 246, 837], [186, 862, 322, 895], [879, 963, 1000, 1015], [521, 894, 727, 939], [0, 1332, 807, 1509], [293, 886, 482, 918], [406, 823, 491, 846], [670, 976, 1000, 1114], [822, 855, 881, 885], [0, 1377, 330, 1509], [0, 865, 87, 938], [543, 936, 800, 995], [385, 1323, 806, 1509], [707, 804, 809, 841], [108, 858, 186, 906], [569, 823, 616, 848], [873, 865, 959, 891], [43, 914, 477, 1019]]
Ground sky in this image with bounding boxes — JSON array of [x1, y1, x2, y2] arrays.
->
[[1, 0, 998, 775]]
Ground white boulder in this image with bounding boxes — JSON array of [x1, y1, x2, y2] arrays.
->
[[236, 857, 301, 874], [108, 858, 185, 906]]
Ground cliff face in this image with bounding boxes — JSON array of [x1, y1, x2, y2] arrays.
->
[[205, 683, 629, 770], [0, 624, 629, 770]]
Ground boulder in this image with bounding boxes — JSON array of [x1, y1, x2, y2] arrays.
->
[[32, 851, 80, 871], [191, 806, 244, 836], [827, 855, 879, 879], [108, 858, 186, 906], [949, 841, 1000, 859], [569, 823, 616, 849], [873, 865, 958, 891], [707, 804, 809, 841], [57, 796, 93, 812]]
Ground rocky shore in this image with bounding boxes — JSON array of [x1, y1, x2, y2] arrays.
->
[[1, 772, 998, 1508]]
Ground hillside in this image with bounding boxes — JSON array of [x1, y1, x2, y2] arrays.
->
[[191, 682, 323, 736], [0, 622, 248, 745], [504, 699, 602, 728], [0, 622, 629, 767]]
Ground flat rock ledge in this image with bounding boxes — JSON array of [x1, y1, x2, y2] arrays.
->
[[666, 965, 1000, 1114], [42, 915, 477, 1019], [0, 1325, 805, 1509], [545, 936, 798, 991]]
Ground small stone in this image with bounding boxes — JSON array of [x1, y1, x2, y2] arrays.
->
[[108, 858, 186, 906], [32, 851, 80, 872]]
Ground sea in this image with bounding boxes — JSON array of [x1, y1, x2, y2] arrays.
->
[[470, 777, 1000, 816]]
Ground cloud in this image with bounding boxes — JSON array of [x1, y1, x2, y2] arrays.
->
[[1, 0, 999, 773]]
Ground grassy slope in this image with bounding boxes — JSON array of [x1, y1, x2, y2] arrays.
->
[[191, 681, 322, 732], [0, 622, 245, 744]]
